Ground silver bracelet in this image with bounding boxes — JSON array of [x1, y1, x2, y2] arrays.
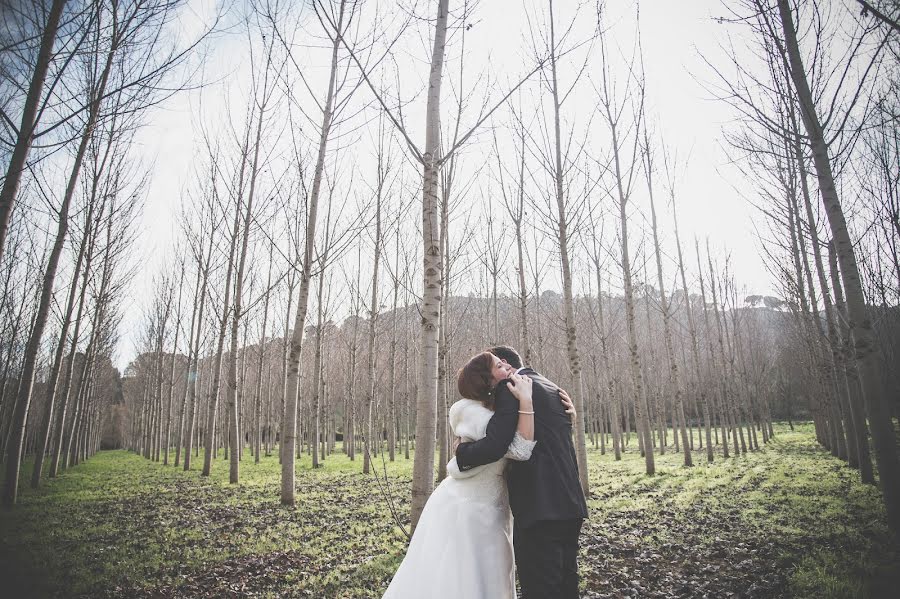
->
[[518, 410, 535, 414]]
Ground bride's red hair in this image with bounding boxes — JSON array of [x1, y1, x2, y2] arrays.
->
[[457, 351, 498, 410]]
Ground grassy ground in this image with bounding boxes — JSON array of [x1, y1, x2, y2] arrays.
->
[[1, 423, 897, 598]]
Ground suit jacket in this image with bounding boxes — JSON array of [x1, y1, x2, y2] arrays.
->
[[455, 367, 588, 528]]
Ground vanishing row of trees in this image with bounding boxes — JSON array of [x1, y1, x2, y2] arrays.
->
[[122, 275, 791, 470], [2, 0, 897, 539], [117, 0, 900, 533], [0, 0, 209, 505], [713, 0, 900, 533]]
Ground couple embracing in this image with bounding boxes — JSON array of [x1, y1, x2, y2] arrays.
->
[[384, 346, 588, 599]]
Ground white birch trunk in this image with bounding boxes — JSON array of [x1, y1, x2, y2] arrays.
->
[[411, 0, 450, 530]]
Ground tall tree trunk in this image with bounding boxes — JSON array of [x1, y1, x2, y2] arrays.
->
[[0, 279, 31, 457], [644, 142, 691, 466], [404, 294, 412, 460], [184, 211, 214, 472], [547, 0, 590, 491], [31, 189, 98, 487], [265, 363, 273, 456], [707, 258, 741, 457], [66, 338, 95, 468], [254, 248, 273, 464], [202, 185, 240, 477], [153, 332, 165, 463], [695, 239, 728, 458], [164, 270, 185, 465], [789, 107, 856, 454], [177, 260, 203, 468], [593, 267, 621, 461], [312, 272, 326, 469], [829, 241, 875, 484], [612, 133, 654, 474], [497, 113, 532, 363], [279, 267, 297, 466], [346, 272, 361, 462], [436, 280, 448, 483], [2, 29, 114, 504], [673, 202, 713, 462], [224, 121, 261, 482], [363, 146, 384, 474], [435, 150, 455, 484], [411, 0, 450, 530], [281, 0, 345, 505], [388, 229, 400, 462], [782, 151, 831, 447], [777, 0, 899, 532], [66, 199, 115, 469], [0, 0, 67, 262], [787, 151, 842, 456]]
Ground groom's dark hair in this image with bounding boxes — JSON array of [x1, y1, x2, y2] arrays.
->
[[489, 345, 523, 369]]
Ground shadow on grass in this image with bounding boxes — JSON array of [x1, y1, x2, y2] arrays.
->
[[1, 423, 898, 598]]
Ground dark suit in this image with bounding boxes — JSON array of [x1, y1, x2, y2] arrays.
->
[[456, 367, 588, 599]]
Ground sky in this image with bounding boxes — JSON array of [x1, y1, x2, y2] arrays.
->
[[116, 0, 777, 369]]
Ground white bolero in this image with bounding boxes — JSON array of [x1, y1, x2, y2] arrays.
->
[[445, 398, 536, 480]]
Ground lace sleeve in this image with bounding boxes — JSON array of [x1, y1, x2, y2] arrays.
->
[[504, 432, 536, 461]]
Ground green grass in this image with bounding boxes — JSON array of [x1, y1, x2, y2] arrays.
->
[[580, 424, 898, 598], [1, 424, 897, 598]]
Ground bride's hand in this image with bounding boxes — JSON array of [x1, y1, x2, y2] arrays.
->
[[507, 373, 533, 405], [559, 388, 576, 424]]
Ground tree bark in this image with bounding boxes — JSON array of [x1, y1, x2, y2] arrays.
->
[[281, 0, 345, 505], [253, 248, 273, 465], [828, 241, 875, 484], [2, 26, 114, 504], [547, 0, 590, 491], [777, 0, 900, 533], [644, 140, 691, 467], [201, 174, 240, 477], [184, 208, 214, 472], [672, 205, 713, 462], [411, 0, 450, 531], [0, 0, 67, 263], [164, 271, 185, 465], [176, 256, 203, 468], [30, 185, 98, 487], [363, 142, 385, 474]]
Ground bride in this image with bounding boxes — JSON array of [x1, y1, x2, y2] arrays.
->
[[382, 351, 558, 598]]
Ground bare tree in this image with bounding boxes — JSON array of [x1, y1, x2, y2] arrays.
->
[[276, 0, 356, 505], [29, 127, 106, 487], [362, 115, 392, 475], [855, 0, 900, 34], [641, 126, 691, 466], [163, 259, 186, 465], [182, 180, 218, 472], [0, 0, 68, 262], [200, 141, 239, 478], [595, 16, 654, 475], [585, 212, 622, 460], [494, 101, 532, 364], [527, 0, 593, 491], [668, 164, 714, 463], [2, 0, 118, 504], [774, 0, 900, 532], [405, 0, 451, 528], [253, 244, 275, 464]]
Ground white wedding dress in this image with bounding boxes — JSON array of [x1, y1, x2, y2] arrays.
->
[[382, 398, 536, 599]]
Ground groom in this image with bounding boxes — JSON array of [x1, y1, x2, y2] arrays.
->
[[455, 346, 588, 599]]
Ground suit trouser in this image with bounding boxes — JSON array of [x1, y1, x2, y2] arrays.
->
[[514, 518, 583, 599]]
